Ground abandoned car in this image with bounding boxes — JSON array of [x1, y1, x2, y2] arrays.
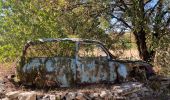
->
[[17, 38, 154, 87]]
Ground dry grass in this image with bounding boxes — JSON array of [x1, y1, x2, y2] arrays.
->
[[110, 49, 141, 60]]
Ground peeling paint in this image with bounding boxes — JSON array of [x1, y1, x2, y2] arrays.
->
[[118, 64, 128, 79], [18, 38, 153, 87]]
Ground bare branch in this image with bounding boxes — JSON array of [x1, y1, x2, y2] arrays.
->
[[147, 0, 161, 16], [110, 14, 132, 29], [166, 17, 170, 27], [144, 0, 152, 6], [160, 11, 169, 18], [116, 5, 126, 12], [119, 0, 129, 10]]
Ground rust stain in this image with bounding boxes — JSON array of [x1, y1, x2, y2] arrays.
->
[[17, 38, 153, 87]]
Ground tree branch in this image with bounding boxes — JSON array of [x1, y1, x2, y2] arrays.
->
[[144, 0, 152, 6], [119, 0, 129, 10], [166, 17, 170, 27], [149, 0, 161, 15], [61, 2, 91, 12], [116, 5, 126, 12], [110, 14, 132, 29], [146, 0, 161, 16]]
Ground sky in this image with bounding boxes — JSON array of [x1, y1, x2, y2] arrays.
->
[[110, 0, 160, 33], [145, 0, 159, 10]]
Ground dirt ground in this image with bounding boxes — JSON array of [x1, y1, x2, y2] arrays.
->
[[0, 63, 18, 92]]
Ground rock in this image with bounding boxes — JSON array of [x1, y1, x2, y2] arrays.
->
[[36, 94, 44, 100], [100, 91, 107, 98], [1, 97, 9, 100], [129, 93, 139, 100], [7, 74, 15, 80], [49, 95, 56, 100], [131, 97, 140, 100], [55, 92, 63, 99], [114, 96, 126, 100], [6, 91, 20, 99], [60, 92, 68, 100], [107, 91, 113, 99], [100, 90, 113, 99], [42, 95, 56, 100], [141, 91, 150, 97], [112, 86, 121, 90], [0, 78, 5, 98], [0, 78, 4, 84], [90, 93, 99, 98], [0, 93, 6, 99], [41, 95, 50, 100], [141, 87, 149, 92], [65, 92, 76, 100], [0, 84, 5, 99], [75, 92, 86, 100], [0, 84, 5, 93], [18, 91, 36, 100]]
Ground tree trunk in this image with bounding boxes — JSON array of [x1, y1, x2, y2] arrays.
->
[[134, 29, 150, 61]]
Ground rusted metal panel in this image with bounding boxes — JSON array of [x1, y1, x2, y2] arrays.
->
[[76, 59, 126, 83], [21, 58, 129, 87], [117, 63, 128, 79], [76, 59, 110, 83], [22, 57, 76, 87], [18, 38, 153, 87]]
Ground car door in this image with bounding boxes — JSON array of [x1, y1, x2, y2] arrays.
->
[[22, 41, 76, 87], [76, 42, 113, 84]]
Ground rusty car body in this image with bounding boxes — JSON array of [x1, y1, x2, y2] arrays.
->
[[17, 38, 154, 87]]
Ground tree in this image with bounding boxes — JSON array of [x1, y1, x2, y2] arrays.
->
[[0, 0, 169, 63], [0, 0, 113, 61], [106, 0, 170, 62], [62, 0, 170, 62]]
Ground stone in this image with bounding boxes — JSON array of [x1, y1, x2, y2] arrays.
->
[[107, 91, 113, 99], [0, 78, 5, 98], [100, 90, 113, 99], [55, 92, 63, 99], [1, 97, 9, 100], [114, 96, 126, 100], [114, 88, 123, 94], [6, 91, 20, 99], [65, 92, 76, 100], [129, 93, 138, 99], [7, 74, 15, 80], [36, 94, 44, 100], [0, 79, 5, 85], [49, 95, 56, 100], [112, 86, 121, 90], [131, 97, 140, 100], [0, 93, 6, 99], [141, 87, 149, 92], [0, 83, 5, 99], [100, 91, 107, 98], [0, 85, 5, 93], [90, 93, 99, 98], [41, 95, 50, 100], [18, 91, 36, 100], [60, 92, 67, 99], [75, 92, 86, 100]]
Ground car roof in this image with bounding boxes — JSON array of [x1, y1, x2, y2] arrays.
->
[[23, 38, 108, 56], [27, 38, 103, 44]]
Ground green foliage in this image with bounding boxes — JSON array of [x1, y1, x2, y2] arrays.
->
[[0, 44, 16, 61], [0, 0, 113, 62], [1, 0, 169, 64], [155, 33, 170, 76]]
